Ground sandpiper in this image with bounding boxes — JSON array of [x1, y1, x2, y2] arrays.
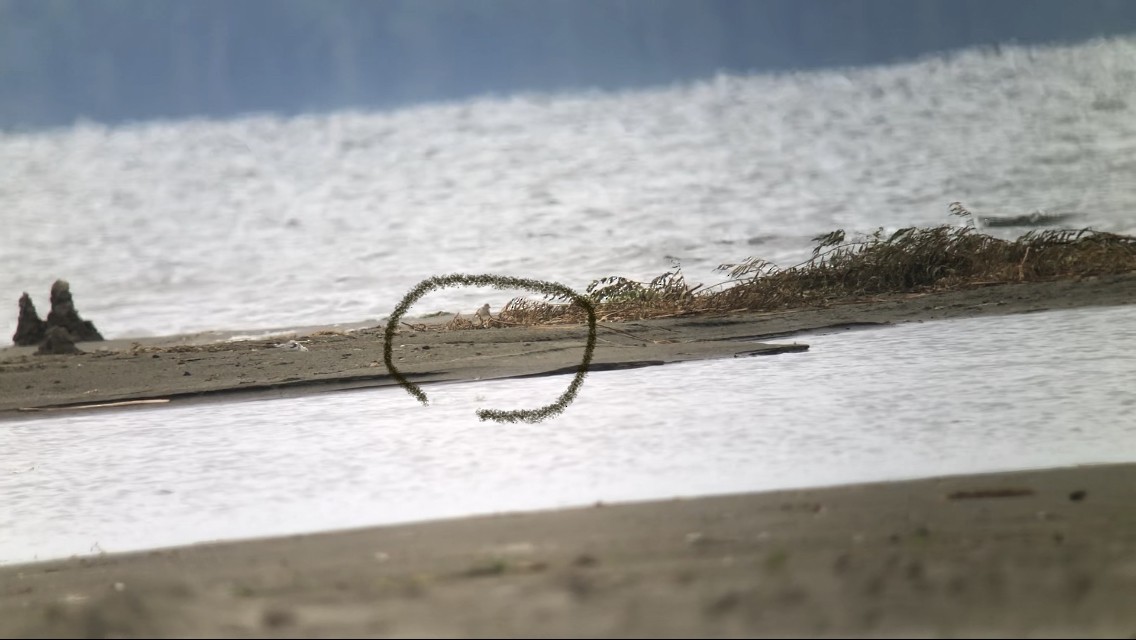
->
[[476, 303, 492, 327]]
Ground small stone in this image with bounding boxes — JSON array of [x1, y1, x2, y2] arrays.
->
[[572, 554, 598, 568], [261, 607, 295, 628]]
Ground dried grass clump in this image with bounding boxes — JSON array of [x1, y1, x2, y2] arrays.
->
[[495, 202, 1136, 326], [444, 314, 479, 331], [498, 271, 703, 324]]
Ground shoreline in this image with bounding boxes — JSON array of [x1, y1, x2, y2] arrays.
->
[[3, 461, 1135, 637], [3, 272, 1135, 419], [3, 273, 1135, 636]]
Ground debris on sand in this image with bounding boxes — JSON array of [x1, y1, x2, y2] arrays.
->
[[978, 211, 1084, 228], [274, 340, 309, 352]]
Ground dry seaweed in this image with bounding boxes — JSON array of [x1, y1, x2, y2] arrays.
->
[[459, 203, 1136, 327]]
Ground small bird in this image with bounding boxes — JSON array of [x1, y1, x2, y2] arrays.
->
[[476, 303, 492, 327]]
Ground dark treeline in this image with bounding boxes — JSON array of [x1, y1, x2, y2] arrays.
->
[[2, 0, 1135, 130]]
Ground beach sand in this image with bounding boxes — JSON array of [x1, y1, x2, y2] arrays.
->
[[3, 272, 1135, 417], [2, 464, 1135, 638], [2, 272, 1136, 637]]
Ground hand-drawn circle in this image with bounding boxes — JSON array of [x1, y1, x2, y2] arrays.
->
[[383, 274, 597, 423]]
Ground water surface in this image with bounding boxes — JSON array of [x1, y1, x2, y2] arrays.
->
[[2, 305, 1134, 565], [2, 37, 1134, 340]]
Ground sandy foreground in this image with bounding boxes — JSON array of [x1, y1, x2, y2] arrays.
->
[[2, 273, 1136, 638], [2, 464, 1136, 638]]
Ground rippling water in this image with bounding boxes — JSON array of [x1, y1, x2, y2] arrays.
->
[[2, 37, 1135, 341], [2, 305, 1134, 565]]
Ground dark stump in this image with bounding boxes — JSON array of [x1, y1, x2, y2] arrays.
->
[[45, 279, 104, 342], [12, 292, 47, 346]]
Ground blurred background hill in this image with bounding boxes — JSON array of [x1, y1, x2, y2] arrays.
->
[[3, 0, 1136, 130]]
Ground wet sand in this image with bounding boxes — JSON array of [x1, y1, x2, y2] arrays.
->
[[2, 272, 1136, 637], [3, 272, 1135, 418]]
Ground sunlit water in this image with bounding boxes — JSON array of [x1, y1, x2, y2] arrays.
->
[[2, 305, 1134, 565], [2, 37, 1135, 341]]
